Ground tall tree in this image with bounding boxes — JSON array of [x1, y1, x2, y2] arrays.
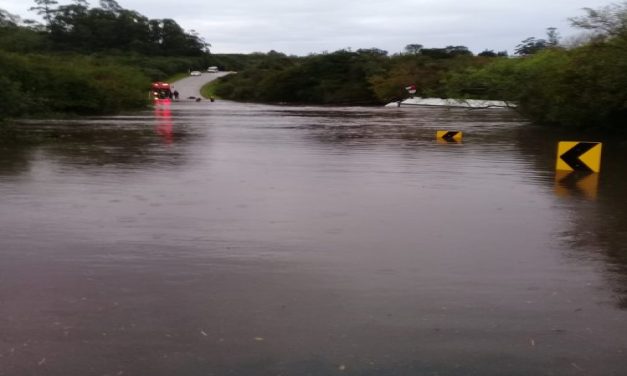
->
[[569, 2, 627, 38], [546, 27, 560, 47], [99, 0, 122, 13], [29, 0, 59, 27], [404, 44, 423, 55], [50, 0, 90, 49], [515, 37, 547, 55], [478, 49, 497, 57], [0, 8, 20, 27]]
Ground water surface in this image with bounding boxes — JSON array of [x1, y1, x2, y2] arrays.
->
[[1, 101, 626, 375]]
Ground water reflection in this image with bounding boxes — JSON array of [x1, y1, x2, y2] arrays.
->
[[0, 136, 34, 176], [513, 126, 627, 310], [436, 138, 463, 145], [554, 170, 599, 200], [0, 108, 200, 177], [155, 101, 174, 144]]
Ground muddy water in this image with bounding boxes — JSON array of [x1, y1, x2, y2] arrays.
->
[[1, 101, 626, 375]]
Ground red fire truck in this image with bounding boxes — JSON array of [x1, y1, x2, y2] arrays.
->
[[151, 82, 173, 100]]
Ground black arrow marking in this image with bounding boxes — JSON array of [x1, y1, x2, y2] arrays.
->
[[442, 131, 459, 141], [560, 142, 597, 172]]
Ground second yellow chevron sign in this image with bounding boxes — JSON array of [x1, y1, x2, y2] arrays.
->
[[556, 142, 602, 172], [436, 131, 462, 142]]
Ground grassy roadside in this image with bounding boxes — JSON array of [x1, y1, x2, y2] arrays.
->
[[200, 80, 221, 99], [164, 72, 190, 83]]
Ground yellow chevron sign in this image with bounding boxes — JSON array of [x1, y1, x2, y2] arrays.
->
[[436, 131, 462, 142], [556, 142, 602, 172]]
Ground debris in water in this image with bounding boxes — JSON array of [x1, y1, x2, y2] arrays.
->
[[200, 330, 208, 336], [254, 337, 264, 341], [338, 364, 347, 371], [38, 358, 46, 366]]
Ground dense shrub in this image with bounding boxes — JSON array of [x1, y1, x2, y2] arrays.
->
[[0, 52, 150, 117], [442, 37, 627, 129]]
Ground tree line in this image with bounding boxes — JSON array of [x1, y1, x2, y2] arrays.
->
[[0, 0, 212, 119], [445, 3, 627, 130], [214, 3, 626, 130], [2, 1, 626, 131], [10, 0, 209, 55]]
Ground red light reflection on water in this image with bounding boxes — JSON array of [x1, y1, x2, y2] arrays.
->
[[154, 101, 173, 144]]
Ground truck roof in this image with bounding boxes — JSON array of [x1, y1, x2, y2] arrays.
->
[[151, 82, 170, 89]]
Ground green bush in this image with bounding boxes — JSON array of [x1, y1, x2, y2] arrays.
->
[[442, 39, 627, 130], [0, 52, 151, 118]]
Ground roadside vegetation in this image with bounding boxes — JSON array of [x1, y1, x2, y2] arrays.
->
[[213, 2, 627, 130], [200, 80, 220, 99], [0, 0, 213, 119], [2, 1, 626, 131], [442, 4, 627, 130]]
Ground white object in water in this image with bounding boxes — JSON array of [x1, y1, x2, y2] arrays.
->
[[386, 97, 516, 108]]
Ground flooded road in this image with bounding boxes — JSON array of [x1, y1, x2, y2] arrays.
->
[[1, 101, 627, 375], [170, 71, 231, 100]]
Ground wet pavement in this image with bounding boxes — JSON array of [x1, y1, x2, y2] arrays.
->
[[170, 71, 230, 100], [1, 101, 627, 375]]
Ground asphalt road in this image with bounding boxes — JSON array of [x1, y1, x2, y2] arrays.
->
[[170, 71, 231, 99]]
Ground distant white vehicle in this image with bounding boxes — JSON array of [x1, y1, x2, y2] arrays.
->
[[190, 71, 202, 76], [207, 66, 219, 73]]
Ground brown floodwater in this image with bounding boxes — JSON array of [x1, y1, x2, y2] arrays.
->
[[1, 101, 626, 375]]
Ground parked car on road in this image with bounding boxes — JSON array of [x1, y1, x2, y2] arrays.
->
[[190, 71, 201, 76], [207, 66, 219, 73]]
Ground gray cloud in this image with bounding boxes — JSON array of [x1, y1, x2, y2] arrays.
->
[[0, 0, 613, 54]]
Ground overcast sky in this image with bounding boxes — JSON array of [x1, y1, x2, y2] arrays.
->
[[0, 0, 615, 55]]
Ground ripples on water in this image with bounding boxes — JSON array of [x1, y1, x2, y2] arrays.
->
[[1, 101, 626, 375]]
